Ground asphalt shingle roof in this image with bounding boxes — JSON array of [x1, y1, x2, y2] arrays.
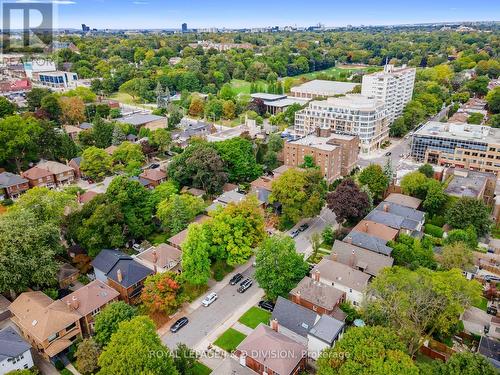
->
[[116, 114, 165, 126], [343, 231, 392, 256], [0, 326, 31, 362], [272, 296, 318, 338], [0, 172, 28, 188], [308, 315, 344, 345], [92, 249, 132, 275]]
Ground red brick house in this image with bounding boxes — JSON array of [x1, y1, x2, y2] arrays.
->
[[0, 172, 29, 200], [139, 169, 167, 188], [289, 276, 345, 316]]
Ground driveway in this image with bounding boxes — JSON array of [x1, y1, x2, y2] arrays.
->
[[161, 265, 263, 351]]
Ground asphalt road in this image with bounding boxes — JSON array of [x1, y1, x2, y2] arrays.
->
[[161, 265, 260, 350]]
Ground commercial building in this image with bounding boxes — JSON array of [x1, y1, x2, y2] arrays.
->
[[361, 64, 416, 123], [35, 71, 79, 89], [290, 80, 357, 99], [283, 130, 359, 182], [411, 122, 500, 174], [250, 93, 309, 115], [294, 94, 389, 153], [443, 168, 497, 205]]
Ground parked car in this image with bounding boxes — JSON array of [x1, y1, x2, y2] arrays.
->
[[385, 152, 392, 156], [258, 300, 275, 312], [170, 317, 189, 333], [487, 306, 498, 316], [238, 279, 253, 293], [202, 292, 217, 307], [148, 163, 160, 169], [230, 273, 243, 285], [298, 223, 309, 232], [132, 243, 142, 252], [290, 229, 300, 238], [484, 275, 500, 283]]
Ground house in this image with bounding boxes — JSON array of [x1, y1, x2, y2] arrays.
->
[[443, 168, 497, 205], [289, 276, 345, 315], [116, 114, 167, 131], [366, 202, 425, 235], [37, 161, 76, 187], [478, 336, 500, 369], [250, 176, 273, 204], [0, 296, 11, 323], [68, 157, 82, 178], [135, 244, 182, 273], [22, 167, 56, 189], [0, 172, 29, 200], [384, 193, 422, 209], [180, 187, 205, 198], [211, 357, 256, 375], [206, 190, 247, 212], [351, 220, 399, 242], [63, 125, 83, 140], [57, 263, 79, 289], [78, 122, 93, 130], [139, 169, 167, 188], [104, 145, 118, 156], [167, 215, 211, 250], [330, 240, 394, 277], [91, 249, 153, 304], [130, 176, 151, 188], [0, 326, 34, 374], [78, 191, 100, 204], [307, 315, 345, 360], [235, 323, 307, 375], [61, 280, 119, 336], [489, 317, 500, 340], [342, 231, 392, 256], [461, 307, 492, 336], [312, 259, 370, 306], [9, 292, 82, 360]]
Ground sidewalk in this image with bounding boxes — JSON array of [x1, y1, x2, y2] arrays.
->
[[232, 321, 254, 336]]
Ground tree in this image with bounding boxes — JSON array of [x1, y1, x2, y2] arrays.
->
[[445, 226, 478, 250], [486, 87, 500, 114], [364, 267, 482, 355], [181, 223, 212, 285], [214, 137, 263, 183], [446, 197, 492, 236], [438, 242, 474, 271], [40, 94, 62, 122], [444, 352, 497, 375], [75, 338, 101, 375], [157, 194, 205, 235], [188, 95, 205, 117], [467, 112, 484, 124], [209, 195, 266, 265], [219, 83, 236, 101], [97, 316, 178, 375], [59, 96, 86, 125], [358, 164, 389, 200], [317, 326, 418, 375], [267, 133, 284, 153], [222, 100, 236, 120], [418, 164, 434, 178], [150, 181, 179, 209], [255, 235, 308, 300], [422, 179, 447, 215], [270, 168, 327, 227], [111, 125, 126, 146], [0, 96, 15, 118], [26, 87, 51, 111], [92, 117, 114, 149], [326, 178, 370, 224], [93, 301, 137, 345], [0, 115, 43, 172], [141, 272, 182, 314], [389, 235, 437, 270], [173, 343, 199, 375], [112, 141, 145, 174], [150, 128, 171, 154], [106, 176, 154, 239], [300, 155, 316, 169], [80, 146, 113, 181], [466, 76, 489, 96], [400, 171, 429, 199]]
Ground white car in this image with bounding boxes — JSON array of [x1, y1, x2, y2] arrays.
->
[[202, 292, 217, 307]]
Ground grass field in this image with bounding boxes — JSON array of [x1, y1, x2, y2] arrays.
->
[[238, 307, 271, 329], [473, 296, 488, 312], [230, 79, 268, 95], [213, 328, 247, 352], [192, 362, 212, 375]]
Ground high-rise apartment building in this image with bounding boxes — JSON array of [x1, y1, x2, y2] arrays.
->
[[181, 23, 188, 33], [361, 64, 416, 123], [411, 121, 500, 174], [294, 94, 389, 154]]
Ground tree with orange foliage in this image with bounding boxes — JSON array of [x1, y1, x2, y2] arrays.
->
[[140, 271, 182, 315], [59, 96, 86, 125]]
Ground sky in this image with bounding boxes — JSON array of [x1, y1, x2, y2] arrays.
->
[[1, 0, 499, 30]]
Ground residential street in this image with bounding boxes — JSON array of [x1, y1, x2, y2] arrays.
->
[[161, 264, 263, 351]]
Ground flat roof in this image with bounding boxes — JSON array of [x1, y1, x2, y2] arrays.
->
[[251, 93, 287, 101], [264, 97, 309, 108], [414, 121, 500, 143], [288, 134, 339, 152], [291, 80, 357, 96], [308, 94, 385, 111]]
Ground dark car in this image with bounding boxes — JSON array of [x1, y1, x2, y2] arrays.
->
[[487, 306, 498, 316], [298, 223, 309, 232], [170, 317, 189, 333], [230, 273, 243, 285], [258, 300, 275, 312], [385, 152, 392, 156], [238, 279, 252, 293], [148, 163, 160, 169]]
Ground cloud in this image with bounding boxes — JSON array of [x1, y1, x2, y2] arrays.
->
[[133, 1, 149, 4]]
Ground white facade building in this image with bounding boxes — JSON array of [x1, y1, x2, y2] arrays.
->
[[361, 64, 416, 123], [0, 327, 34, 374], [294, 94, 389, 153]]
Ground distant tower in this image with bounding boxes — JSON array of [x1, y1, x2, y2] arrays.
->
[[181, 23, 188, 33], [81, 24, 90, 32]]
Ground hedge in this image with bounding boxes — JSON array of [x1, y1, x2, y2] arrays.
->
[[424, 223, 444, 238]]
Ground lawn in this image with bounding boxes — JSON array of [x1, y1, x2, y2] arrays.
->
[[238, 306, 271, 329], [213, 328, 247, 352], [284, 65, 382, 85], [230, 79, 268, 95], [192, 361, 212, 375], [473, 296, 488, 312], [491, 226, 500, 239]]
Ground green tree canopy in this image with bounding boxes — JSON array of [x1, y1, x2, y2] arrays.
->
[[181, 223, 212, 285], [93, 301, 137, 345], [358, 164, 389, 200], [80, 146, 113, 181], [445, 197, 492, 236], [157, 194, 206, 235]]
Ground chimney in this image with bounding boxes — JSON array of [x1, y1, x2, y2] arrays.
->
[[313, 269, 321, 282], [331, 252, 338, 262], [350, 249, 356, 267], [271, 319, 279, 332], [345, 236, 352, 244], [364, 221, 369, 231], [383, 204, 389, 212], [152, 250, 158, 264], [295, 291, 301, 304], [66, 301, 72, 311], [71, 295, 79, 310], [117, 269, 123, 283]]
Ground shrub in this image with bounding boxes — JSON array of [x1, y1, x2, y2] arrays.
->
[[425, 224, 444, 238], [54, 359, 65, 371], [60, 370, 72, 375], [427, 215, 446, 227]]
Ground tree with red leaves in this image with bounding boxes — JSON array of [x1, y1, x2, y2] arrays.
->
[[140, 271, 182, 315], [326, 178, 370, 224]]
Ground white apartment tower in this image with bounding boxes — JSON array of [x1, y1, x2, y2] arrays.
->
[[294, 94, 389, 154], [361, 64, 416, 123]]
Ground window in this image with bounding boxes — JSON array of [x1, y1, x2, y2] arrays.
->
[[91, 308, 101, 317], [65, 322, 77, 332], [47, 332, 59, 343]]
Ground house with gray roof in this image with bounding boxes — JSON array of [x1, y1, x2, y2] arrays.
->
[[366, 201, 425, 235], [343, 231, 392, 256], [116, 113, 166, 131], [0, 172, 29, 200], [78, 122, 93, 130], [92, 249, 153, 304], [0, 326, 34, 373], [271, 297, 345, 358]]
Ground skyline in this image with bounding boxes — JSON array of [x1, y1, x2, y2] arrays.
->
[[1, 0, 499, 30]]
